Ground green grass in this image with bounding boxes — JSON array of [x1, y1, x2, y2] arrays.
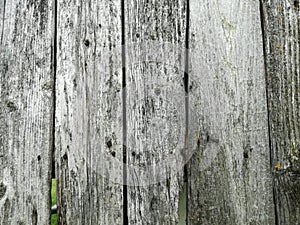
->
[[51, 179, 58, 225]]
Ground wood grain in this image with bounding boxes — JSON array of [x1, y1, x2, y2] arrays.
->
[[261, 0, 300, 224], [55, 0, 123, 224], [125, 0, 187, 224], [188, 1, 275, 224], [0, 0, 54, 224], [1, 1, 299, 224]]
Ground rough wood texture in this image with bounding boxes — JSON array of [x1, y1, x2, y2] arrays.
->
[[0, 0, 54, 224], [261, 0, 300, 224], [125, 0, 187, 224], [55, 0, 123, 224], [188, 1, 275, 224], [2, 1, 299, 224]]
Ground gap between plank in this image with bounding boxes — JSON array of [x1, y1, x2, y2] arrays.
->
[[258, 1, 279, 225], [183, 0, 190, 224], [51, 0, 58, 221], [0, 0, 6, 45], [52, 0, 58, 180], [121, 0, 128, 224]]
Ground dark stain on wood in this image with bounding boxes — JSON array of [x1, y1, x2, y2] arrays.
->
[[31, 207, 38, 225], [84, 39, 90, 47], [111, 151, 116, 157], [6, 100, 18, 112], [0, 182, 6, 199], [106, 139, 112, 148]]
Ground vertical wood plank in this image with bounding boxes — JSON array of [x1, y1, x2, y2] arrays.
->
[[55, 0, 123, 224], [261, 0, 300, 224], [188, 1, 275, 224], [125, 0, 187, 224], [0, 0, 54, 224]]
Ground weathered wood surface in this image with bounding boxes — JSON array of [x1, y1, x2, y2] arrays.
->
[[188, 1, 275, 224], [0, 0, 54, 224], [261, 0, 300, 224], [1, 0, 300, 224], [125, 0, 187, 224], [55, 0, 123, 224]]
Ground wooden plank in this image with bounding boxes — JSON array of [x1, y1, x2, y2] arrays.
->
[[188, 1, 275, 224], [0, 0, 54, 224], [261, 0, 300, 224], [55, 0, 123, 224], [125, 0, 187, 224]]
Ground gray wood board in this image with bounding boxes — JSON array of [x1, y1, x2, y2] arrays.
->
[[0, 0, 54, 224], [188, 1, 275, 224], [262, 0, 300, 224], [125, 0, 187, 224], [55, 0, 123, 224]]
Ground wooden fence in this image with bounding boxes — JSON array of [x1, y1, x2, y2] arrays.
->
[[0, 0, 299, 224]]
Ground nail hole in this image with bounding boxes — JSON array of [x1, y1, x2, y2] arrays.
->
[[84, 39, 90, 47], [243, 152, 249, 159], [106, 140, 112, 148], [63, 153, 68, 160], [207, 135, 210, 142], [37, 155, 41, 161], [111, 151, 116, 157]]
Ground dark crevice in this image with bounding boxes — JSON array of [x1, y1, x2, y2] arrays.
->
[[121, 0, 128, 224], [294, 0, 299, 9], [0, 0, 6, 45], [51, 0, 58, 220], [52, 0, 57, 179], [259, 1, 279, 225], [184, 0, 190, 224], [32, 207, 38, 225]]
